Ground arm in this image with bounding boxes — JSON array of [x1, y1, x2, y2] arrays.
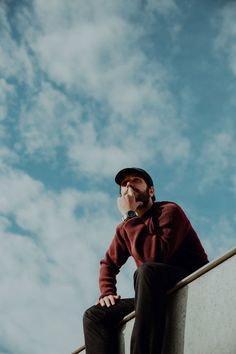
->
[[97, 187, 138, 307], [98, 227, 130, 306]]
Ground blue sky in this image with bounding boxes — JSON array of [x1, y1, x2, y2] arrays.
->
[[0, 0, 236, 353]]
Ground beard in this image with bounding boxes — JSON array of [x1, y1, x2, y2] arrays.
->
[[134, 187, 150, 209]]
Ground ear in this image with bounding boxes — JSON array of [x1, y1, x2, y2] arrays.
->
[[149, 186, 155, 198]]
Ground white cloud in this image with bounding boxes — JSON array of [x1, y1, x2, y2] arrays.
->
[[67, 129, 138, 177], [13, 0, 189, 174], [214, 2, 236, 75], [145, 0, 177, 15], [0, 79, 15, 121], [209, 2, 236, 194], [187, 208, 236, 262], [0, 79, 19, 167], [0, 0, 190, 180], [28, 2, 172, 120], [19, 82, 82, 158], [0, 5, 34, 86], [0, 165, 136, 353], [30, 14, 155, 118], [203, 217, 236, 260], [198, 128, 236, 192], [0, 146, 19, 166], [232, 174, 236, 192]]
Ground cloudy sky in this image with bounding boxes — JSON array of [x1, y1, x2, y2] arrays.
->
[[0, 0, 236, 353]]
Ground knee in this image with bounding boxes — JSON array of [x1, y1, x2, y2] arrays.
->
[[134, 263, 167, 287], [83, 307, 93, 329], [83, 305, 105, 329], [136, 262, 155, 275], [134, 263, 153, 286], [134, 262, 160, 278]]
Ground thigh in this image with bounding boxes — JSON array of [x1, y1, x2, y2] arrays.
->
[[84, 298, 135, 327], [134, 262, 190, 292], [154, 263, 191, 289]]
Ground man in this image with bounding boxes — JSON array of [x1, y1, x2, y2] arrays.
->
[[83, 167, 208, 354]]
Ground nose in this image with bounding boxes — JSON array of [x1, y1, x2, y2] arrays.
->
[[126, 181, 134, 189]]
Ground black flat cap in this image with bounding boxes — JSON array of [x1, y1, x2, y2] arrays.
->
[[115, 167, 154, 186]]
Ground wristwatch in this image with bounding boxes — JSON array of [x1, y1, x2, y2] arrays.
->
[[123, 210, 137, 221]]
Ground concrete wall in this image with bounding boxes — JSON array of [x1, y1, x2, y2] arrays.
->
[[163, 249, 236, 354], [72, 248, 236, 354]]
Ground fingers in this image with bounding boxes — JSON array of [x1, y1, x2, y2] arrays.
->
[[121, 186, 134, 197], [127, 186, 133, 195], [126, 186, 135, 196], [117, 191, 141, 215], [97, 295, 120, 307], [122, 188, 135, 202]]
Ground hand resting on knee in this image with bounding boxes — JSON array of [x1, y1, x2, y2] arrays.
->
[[96, 295, 120, 307]]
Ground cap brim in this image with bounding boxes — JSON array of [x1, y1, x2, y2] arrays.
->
[[115, 168, 139, 185], [115, 167, 153, 186]]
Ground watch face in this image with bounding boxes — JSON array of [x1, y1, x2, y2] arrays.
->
[[127, 210, 136, 218]]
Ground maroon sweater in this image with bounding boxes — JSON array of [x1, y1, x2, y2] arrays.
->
[[99, 201, 209, 297]]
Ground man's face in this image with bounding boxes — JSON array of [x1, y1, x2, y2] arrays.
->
[[120, 174, 154, 208]]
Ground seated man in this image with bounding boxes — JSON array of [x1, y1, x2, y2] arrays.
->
[[83, 167, 209, 354]]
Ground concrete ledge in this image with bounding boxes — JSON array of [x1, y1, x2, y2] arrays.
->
[[72, 345, 85, 354], [115, 247, 236, 327], [72, 247, 236, 354]]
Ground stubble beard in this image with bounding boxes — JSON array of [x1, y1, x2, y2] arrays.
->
[[135, 188, 151, 209]]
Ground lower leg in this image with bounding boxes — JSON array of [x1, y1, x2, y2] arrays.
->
[[83, 298, 134, 354], [131, 263, 190, 354]]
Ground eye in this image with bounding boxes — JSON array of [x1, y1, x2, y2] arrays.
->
[[134, 178, 141, 183]]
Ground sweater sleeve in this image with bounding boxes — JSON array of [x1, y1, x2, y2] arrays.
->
[[99, 226, 130, 298]]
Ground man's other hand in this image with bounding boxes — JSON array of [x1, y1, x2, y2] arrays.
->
[[96, 295, 120, 307]]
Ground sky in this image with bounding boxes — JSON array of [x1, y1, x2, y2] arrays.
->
[[0, 0, 236, 353]]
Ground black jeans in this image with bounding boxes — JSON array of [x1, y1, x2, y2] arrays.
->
[[83, 263, 190, 354]]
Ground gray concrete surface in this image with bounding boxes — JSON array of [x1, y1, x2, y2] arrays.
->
[[163, 251, 236, 354]]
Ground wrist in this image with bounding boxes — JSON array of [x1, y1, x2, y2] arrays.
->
[[122, 210, 137, 221]]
